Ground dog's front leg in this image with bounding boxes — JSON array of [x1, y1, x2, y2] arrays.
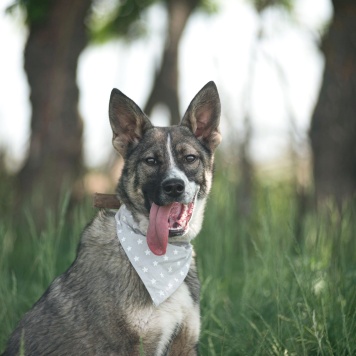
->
[[168, 327, 199, 355], [168, 306, 200, 356]]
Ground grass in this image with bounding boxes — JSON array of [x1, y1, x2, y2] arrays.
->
[[1, 169, 356, 355]]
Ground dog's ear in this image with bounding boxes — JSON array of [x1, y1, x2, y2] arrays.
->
[[180, 81, 222, 152], [109, 88, 153, 156]]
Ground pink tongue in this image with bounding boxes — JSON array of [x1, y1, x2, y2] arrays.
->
[[147, 203, 174, 256]]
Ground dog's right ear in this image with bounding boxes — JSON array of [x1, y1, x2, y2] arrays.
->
[[109, 89, 153, 156]]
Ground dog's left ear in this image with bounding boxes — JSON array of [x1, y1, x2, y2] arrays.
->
[[180, 81, 222, 152], [109, 88, 153, 157]]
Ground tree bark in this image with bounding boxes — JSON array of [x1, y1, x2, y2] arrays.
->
[[310, 0, 356, 204], [144, 0, 199, 125], [17, 0, 92, 212]]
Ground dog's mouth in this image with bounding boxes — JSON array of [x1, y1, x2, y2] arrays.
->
[[147, 201, 195, 256]]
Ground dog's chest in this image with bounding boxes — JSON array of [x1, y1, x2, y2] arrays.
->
[[125, 282, 200, 355]]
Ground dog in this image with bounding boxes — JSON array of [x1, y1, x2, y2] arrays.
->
[[3, 81, 221, 355]]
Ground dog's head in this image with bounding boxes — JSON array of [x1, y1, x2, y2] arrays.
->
[[109, 82, 221, 255]]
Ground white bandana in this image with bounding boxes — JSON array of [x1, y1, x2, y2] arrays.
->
[[115, 205, 193, 306]]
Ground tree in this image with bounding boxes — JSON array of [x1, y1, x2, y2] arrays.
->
[[310, 0, 356, 205], [95, 0, 216, 126], [14, 0, 92, 212], [144, 0, 199, 125]]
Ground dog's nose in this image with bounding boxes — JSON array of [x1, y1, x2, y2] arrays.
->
[[162, 178, 185, 198]]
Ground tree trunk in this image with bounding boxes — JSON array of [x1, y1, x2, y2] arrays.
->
[[310, 0, 356, 205], [17, 0, 92, 213], [144, 0, 199, 125]]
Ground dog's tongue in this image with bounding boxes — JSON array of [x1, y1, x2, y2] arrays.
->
[[147, 203, 174, 256]]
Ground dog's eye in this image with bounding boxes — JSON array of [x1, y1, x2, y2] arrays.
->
[[145, 157, 158, 166], [185, 154, 197, 163]]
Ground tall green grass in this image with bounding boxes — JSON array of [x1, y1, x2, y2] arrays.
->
[[0, 192, 93, 350], [1, 171, 356, 355], [196, 175, 356, 355]]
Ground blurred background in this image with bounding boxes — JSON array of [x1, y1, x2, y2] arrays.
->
[[3, 0, 354, 214], [2, 1, 356, 354]]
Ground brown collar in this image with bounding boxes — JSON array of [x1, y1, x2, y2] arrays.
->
[[93, 193, 121, 209]]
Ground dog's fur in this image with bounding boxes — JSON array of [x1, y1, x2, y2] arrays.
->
[[3, 81, 221, 356]]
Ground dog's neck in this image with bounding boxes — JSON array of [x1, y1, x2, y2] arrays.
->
[[115, 205, 193, 306]]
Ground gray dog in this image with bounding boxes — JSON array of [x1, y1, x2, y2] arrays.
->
[[3, 81, 221, 355]]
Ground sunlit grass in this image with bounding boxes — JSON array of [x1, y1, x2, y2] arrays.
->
[[1, 170, 356, 355]]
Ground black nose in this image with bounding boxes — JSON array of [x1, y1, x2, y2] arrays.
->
[[162, 178, 185, 198]]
